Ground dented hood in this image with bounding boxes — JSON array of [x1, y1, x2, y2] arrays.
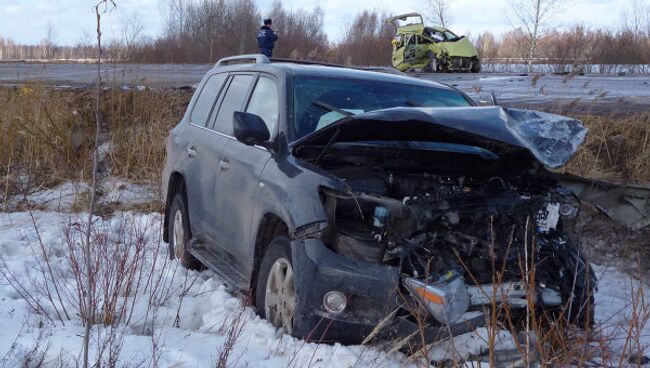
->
[[292, 106, 588, 169]]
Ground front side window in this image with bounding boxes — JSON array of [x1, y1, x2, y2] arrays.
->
[[292, 76, 472, 139], [246, 76, 279, 137], [212, 74, 255, 135], [190, 73, 227, 126]]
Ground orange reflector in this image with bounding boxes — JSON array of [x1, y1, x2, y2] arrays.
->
[[414, 285, 446, 305]]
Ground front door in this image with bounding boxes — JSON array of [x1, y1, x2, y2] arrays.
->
[[403, 33, 418, 64], [206, 72, 257, 266], [213, 74, 278, 276]]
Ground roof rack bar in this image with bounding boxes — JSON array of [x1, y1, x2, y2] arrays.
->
[[215, 54, 270, 67]]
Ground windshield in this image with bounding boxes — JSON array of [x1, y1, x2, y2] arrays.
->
[[292, 76, 472, 139], [394, 15, 423, 27], [425, 28, 460, 42]]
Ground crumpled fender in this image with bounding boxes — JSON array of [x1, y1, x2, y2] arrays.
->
[[557, 173, 650, 230]]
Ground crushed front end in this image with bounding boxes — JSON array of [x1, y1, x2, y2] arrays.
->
[[292, 107, 595, 349]]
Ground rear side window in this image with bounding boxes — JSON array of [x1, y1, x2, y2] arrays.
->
[[212, 74, 255, 135], [190, 73, 227, 126], [246, 76, 279, 137]]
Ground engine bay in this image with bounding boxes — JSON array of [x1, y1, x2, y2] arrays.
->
[[315, 145, 582, 323]]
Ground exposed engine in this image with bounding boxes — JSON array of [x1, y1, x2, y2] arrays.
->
[[317, 149, 583, 324]]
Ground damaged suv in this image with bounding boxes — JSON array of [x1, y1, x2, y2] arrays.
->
[[162, 55, 595, 347]]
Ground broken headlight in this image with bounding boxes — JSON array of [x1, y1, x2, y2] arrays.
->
[[319, 187, 392, 263]]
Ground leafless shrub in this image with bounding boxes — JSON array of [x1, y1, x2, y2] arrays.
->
[[0, 323, 51, 368], [265, 2, 328, 60], [215, 295, 251, 368]]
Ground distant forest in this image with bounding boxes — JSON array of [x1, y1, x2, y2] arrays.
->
[[1, 0, 649, 71]]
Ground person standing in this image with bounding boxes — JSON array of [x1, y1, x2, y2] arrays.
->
[[257, 19, 278, 58]]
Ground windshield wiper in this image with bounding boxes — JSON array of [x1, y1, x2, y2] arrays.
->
[[314, 127, 341, 164], [313, 100, 355, 116]]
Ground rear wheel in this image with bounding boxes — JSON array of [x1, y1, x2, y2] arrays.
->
[[168, 193, 202, 270]]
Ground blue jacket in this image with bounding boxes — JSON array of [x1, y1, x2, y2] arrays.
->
[[257, 26, 278, 50]]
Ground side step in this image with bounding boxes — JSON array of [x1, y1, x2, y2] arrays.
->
[[188, 238, 249, 291]]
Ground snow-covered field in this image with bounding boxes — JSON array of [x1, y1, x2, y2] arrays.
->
[[1, 184, 648, 367]]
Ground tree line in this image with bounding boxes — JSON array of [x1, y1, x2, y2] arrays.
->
[[0, 0, 649, 71]]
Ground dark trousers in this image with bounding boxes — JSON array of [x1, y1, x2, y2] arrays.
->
[[260, 48, 273, 58]]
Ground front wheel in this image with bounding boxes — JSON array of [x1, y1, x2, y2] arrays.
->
[[562, 250, 596, 328], [255, 236, 299, 335], [424, 51, 437, 73]]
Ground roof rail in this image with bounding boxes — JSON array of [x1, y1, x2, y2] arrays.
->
[[271, 58, 405, 75], [215, 54, 270, 67], [269, 58, 349, 68]]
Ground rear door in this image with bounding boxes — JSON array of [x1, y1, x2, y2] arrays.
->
[[182, 72, 229, 240], [213, 74, 278, 276]]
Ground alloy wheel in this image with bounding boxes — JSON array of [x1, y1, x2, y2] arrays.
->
[[265, 258, 296, 333]]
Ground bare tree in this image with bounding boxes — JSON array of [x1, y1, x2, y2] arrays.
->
[[620, 0, 649, 33], [509, 0, 562, 72], [41, 20, 58, 59], [77, 30, 93, 60], [121, 12, 144, 60], [161, 0, 185, 39], [425, 0, 453, 28]]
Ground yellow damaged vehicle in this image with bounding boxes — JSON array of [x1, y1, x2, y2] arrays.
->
[[387, 13, 481, 73]]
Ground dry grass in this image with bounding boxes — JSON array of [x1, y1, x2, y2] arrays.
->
[[1, 83, 648, 215], [563, 113, 650, 185], [0, 85, 191, 203]]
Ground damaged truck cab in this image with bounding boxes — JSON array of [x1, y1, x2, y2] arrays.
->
[[162, 54, 595, 349]]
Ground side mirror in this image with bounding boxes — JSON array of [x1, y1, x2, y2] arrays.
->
[[233, 111, 270, 146], [476, 91, 499, 106]]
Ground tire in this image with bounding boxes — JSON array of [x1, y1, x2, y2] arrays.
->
[[561, 249, 596, 328], [168, 193, 202, 270], [255, 236, 300, 335], [471, 58, 481, 73], [543, 242, 595, 328], [439, 59, 449, 73], [424, 51, 437, 73]]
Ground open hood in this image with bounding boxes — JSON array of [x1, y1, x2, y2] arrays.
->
[[292, 106, 588, 169]]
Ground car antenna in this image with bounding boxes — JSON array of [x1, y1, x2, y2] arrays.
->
[[315, 127, 341, 164]]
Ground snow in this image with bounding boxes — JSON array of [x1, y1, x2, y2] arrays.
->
[[0, 206, 648, 366], [6, 178, 158, 212], [9, 181, 90, 212], [102, 177, 158, 207], [0, 210, 412, 367]]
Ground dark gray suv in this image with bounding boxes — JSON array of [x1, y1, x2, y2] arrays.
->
[[162, 54, 595, 347]]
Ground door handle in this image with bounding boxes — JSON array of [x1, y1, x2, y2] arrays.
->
[[219, 159, 230, 170], [187, 147, 197, 157]]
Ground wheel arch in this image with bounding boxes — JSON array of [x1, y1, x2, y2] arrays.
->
[[250, 212, 289, 301], [163, 171, 187, 243]]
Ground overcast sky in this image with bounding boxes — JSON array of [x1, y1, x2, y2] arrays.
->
[[0, 0, 628, 45]]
